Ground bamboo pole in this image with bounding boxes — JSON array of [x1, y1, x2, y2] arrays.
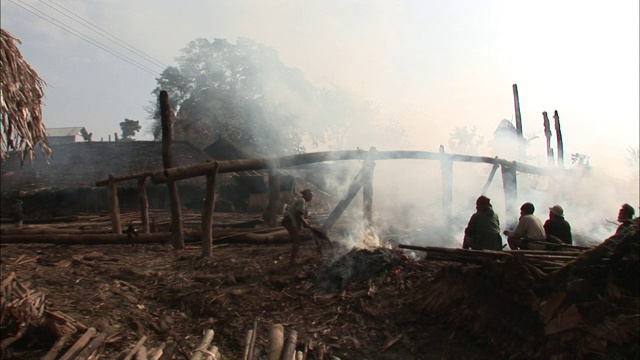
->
[[76, 327, 111, 360], [280, 330, 298, 360], [41, 327, 77, 360], [202, 163, 220, 258], [268, 324, 285, 360], [247, 320, 258, 360], [58, 327, 96, 360], [123, 336, 148, 360], [191, 329, 214, 360]]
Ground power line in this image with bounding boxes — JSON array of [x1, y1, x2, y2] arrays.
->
[[8, 0, 162, 77], [43, 0, 168, 70]]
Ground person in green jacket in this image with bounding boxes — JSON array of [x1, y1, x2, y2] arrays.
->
[[463, 195, 503, 251]]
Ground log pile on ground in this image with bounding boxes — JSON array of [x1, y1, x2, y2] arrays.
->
[[410, 218, 640, 359]]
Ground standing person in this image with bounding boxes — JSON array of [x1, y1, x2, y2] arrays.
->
[[544, 205, 573, 245], [462, 195, 502, 251], [282, 189, 313, 265], [503, 202, 546, 250], [615, 203, 636, 236], [12, 198, 24, 228]]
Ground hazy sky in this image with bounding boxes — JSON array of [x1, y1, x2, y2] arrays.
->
[[2, 0, 639, 179]]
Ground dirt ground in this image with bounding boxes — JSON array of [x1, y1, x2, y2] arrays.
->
[[0, 222, 500, 360]]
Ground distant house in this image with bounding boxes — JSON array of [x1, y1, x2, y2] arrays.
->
[[46, 127, 92, 144]]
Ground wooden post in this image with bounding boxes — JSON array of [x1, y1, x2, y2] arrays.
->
[[107, 175, 122, 234], [481, 161, 500, 195], [160, 90, 184, 249], [137, 176, 150, 234], [439, 145, 453, 220], [201, 162, 219, 258], [500, 163, 518, 229], [266, 170, 280, 228], [553, 110, 564, 168], [543, 111, 554, 167], [361, 147, 377, 226], [512, 84, 526, 162]]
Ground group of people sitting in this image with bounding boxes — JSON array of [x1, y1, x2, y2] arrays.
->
[[462, 195, 636, 251]]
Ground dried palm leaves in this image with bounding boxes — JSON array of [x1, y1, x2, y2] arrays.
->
[[1, 28, 51, 164]]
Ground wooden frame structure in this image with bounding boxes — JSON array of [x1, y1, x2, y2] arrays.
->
[[95, 144, 575, 257]]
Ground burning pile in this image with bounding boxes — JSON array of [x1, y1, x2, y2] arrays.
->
[[312, 247, 409, 292]]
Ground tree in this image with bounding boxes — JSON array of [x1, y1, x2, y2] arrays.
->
[[626, 146, 639, 182], [571, 153, 591, 170], [119, 118, 141, 140], [448, 126, 484, 155], [149, 37, 366, 155], [0, 29, 51, 164]]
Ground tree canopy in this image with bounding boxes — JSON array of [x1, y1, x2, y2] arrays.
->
[[120, 118, 141, 140], [149, 37, 369, 155], [0, 29, 50, 164]]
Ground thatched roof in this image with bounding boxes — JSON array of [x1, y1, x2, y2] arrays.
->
[[0, 141, 212, 194], [0, 29, 51, 164]]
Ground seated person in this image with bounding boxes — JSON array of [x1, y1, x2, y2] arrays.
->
[[503, 202, 546, 250]]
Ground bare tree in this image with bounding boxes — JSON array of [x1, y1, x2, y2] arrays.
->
[[0, 29, 51, 164]]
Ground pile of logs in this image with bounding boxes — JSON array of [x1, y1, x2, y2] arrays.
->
[[241, 322, 324, 360]]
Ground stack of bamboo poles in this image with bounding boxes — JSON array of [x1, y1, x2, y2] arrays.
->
[[242, 322, 317, 360], [1, 272, 46, 355], [398, 244, 585, 274]]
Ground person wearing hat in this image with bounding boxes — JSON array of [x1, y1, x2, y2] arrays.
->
[[614, 203, 636, 236], [503, 202, 546, 250], [462, 195, 503, 251], [282, 189, 314, 265], [544, 205, 573, 245]]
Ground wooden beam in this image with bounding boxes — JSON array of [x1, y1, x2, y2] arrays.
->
[[321, 157, 375, 232], [95, 149, 577, 188], [481, 160, 500, 195]]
